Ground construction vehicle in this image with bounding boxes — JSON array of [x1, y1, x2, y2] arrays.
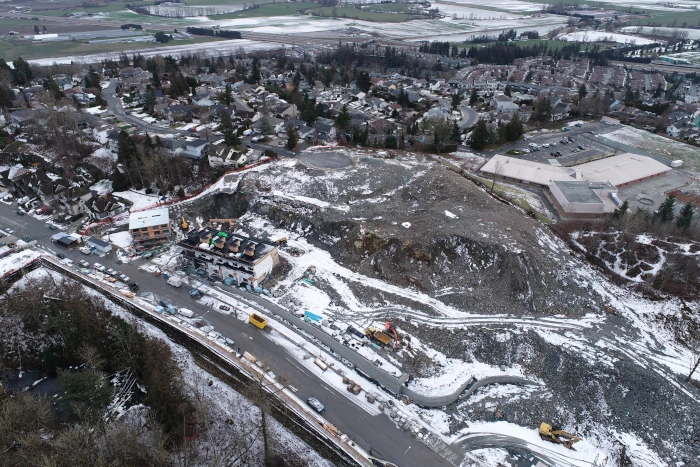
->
[[274, 237, 288, 245], [384, 322, 400, 349], [249, 313, 267, 329], [365, 326, 393, 346], [538, 423, 581, 449], [181, 216, 188, 230]]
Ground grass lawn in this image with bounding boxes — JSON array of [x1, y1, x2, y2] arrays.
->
[[210, 2, 317, 19], [630, 10, 700, 28], [0, 36, 224, 61], [363, 3, 418, 14], [308, 6, 413, 22]]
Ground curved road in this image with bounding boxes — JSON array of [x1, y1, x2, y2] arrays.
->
[[103, 79, 186, 136], [458, 106, 479, 130]]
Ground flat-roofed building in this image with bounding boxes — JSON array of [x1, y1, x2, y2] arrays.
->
[[480, 153, 671, 218], [178, 227, 278, 286], [128, 207, 171, 250]]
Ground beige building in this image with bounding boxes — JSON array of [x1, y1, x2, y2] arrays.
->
[[128, 207, 171, 250]]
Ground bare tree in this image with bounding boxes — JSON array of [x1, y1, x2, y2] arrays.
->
[[686, 330, 700, 383]]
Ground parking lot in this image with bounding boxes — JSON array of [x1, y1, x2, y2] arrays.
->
[[486, 120, 624, 165], [617, 170, 693, 212]]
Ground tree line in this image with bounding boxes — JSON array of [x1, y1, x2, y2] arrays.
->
[[186, 27, 242, 39]]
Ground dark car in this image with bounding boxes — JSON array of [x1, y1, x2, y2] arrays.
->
[[16, 210, 24, 216], [56, 253, 66, 259], [219, 305, 231, 312], [21, 236, 33, 242], [307, 397, 325, 414], [128, 281, 139, 292], [48, 225, 58, 230], [158, 299, 172, 308]]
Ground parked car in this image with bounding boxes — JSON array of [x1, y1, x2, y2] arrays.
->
[[0, 242, 5, 247], [79, 259, 90, 268], [219, 305, 231, 312], [16, 210, 24, 215], [127, 281, 139, 292], [93, 263, 106, 272], [48, 225, 58, 230], [106, 268, 117, 276], [118, 274, 130, 283], [56, 253, 66, 259], [79, 246, 91, 255], [307, 397, 325, 414], [577, 145, 585, 150]]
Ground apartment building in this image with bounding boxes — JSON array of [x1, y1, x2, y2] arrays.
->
[[128, 207, 171, 250]]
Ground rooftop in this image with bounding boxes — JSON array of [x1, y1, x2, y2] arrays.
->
[[552, 180, 611, 204], [129, 207, 170, 230], [180, 227, 276, 264]]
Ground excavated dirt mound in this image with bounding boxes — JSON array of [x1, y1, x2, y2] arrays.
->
[[235, 157, 599, 317]]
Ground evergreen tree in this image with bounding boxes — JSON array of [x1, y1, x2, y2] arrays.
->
[[143, 86, 157, 113], [658, 193, 676, 223], [578, 83, 587, 98], [218, 111, 239, 146], [111, 167, 130, 191], [677, 202, 694, 230], [356, 71, 371, 93], [384, 134, 397, 149], [249, 56, 261, 84], [222, 83, 233, 106], [505, 113, 523, 141], [0, 83, 13, 108], [469, 87, 478, 106], [451, 92, 462, 110], [468, 119, 488, 150], [259, 116, 272, 137], [613, 200, 629, 220], [12, 57, 33, 86], [504, 84, 511, 97], [286, 124, 299, 149], [117, 130, 138, 167], [335, 104, 351, 130]]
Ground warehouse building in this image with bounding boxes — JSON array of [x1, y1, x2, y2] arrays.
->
[[480, 153, 671, 218]]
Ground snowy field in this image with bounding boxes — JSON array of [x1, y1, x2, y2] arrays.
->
[[27, 39, 286, 66], [600, 126, 700, 172], [113, 189, 162, 211], [439, 0, 546, 12], [558, 31, 657, 45], [621, 26, 700, 40]]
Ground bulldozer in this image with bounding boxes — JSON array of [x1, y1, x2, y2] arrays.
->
[[538, 422, 581, 449]]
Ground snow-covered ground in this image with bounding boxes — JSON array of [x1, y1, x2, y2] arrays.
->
[[106, 231, 133, 249], [600, 125, 700, 172], [113, 189, 162, 211], [558, 31, 658, 45]]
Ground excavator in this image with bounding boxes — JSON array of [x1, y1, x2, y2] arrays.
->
[[538, 423, 581, 449], [384, 322, 400, 350], [180, 216, 189, 230]]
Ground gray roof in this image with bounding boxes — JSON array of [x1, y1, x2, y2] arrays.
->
[[552, 180, 607, 204], [87, 236, 111, 248]]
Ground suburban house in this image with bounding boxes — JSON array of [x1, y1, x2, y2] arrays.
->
[[83, 194, 125, 220], [128, 207, 171, 251], [207, 143, 247, 168], [493, 94, 519, 112]]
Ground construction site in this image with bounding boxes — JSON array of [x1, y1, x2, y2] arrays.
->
[[151, 150, 700, 467]]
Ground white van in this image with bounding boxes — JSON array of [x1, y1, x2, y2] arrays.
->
[[167, 276, 183, 287], [178, 308, 194, 318]]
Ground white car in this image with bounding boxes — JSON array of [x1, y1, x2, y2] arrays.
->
[[307, 397, 325, 414], [79, 246, 91, 255], [93, 263, 106, 272]]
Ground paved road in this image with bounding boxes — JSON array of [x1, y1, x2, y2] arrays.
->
[[458, 106, 478, 130], [297, 151, 353, 169], [103, 80, 185, 136], [0, 205, 451, 467]]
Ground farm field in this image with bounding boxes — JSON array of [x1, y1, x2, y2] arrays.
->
[[210, 2, 317, 20], [308, 6, 414, 22], [0, 35, 224, 61]]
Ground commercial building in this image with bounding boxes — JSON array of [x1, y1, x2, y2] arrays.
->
[[86, 236, 112, 254], [128, 207, 171, 250], [178, 227, 279, 286], [480, 153, 672, 218]]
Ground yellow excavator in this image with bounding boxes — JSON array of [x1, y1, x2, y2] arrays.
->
[[180, 216, 189, 230], [538, 423, 581, 449]]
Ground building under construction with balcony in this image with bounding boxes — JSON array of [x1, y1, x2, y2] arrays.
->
[[178, 227, 279, 286]]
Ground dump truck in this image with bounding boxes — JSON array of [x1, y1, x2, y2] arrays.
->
[[249, 313, 267, 329], [538, 423, 581, 449], [365, 327, 393, 346]]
